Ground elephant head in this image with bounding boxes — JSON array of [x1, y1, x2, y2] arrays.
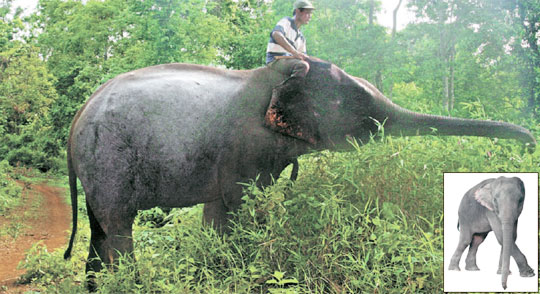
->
[[263, 57, 536, 150], [474, 177, 526, 289]]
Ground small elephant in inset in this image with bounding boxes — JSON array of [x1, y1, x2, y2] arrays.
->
[[448, 176, 535, 289]]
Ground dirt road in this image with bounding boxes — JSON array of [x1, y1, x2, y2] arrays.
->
[[0, 180, 70, 291]]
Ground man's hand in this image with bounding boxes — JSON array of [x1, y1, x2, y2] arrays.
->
[[292, 51, 308, 60], [272, 31, 307, 60]]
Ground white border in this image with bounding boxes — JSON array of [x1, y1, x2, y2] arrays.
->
[[444, 173, 538, 292]]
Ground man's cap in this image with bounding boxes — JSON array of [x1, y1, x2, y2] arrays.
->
[[294, 0, 315, 10]]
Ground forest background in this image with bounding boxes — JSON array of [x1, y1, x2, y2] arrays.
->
[[1, 0, 539, 293], [1, 0, 539, 170]]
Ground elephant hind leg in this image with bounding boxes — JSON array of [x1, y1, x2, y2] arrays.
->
[[465, 232, 488, 271], [448, 229, 473, 271], [85, 200, 105, 291], [85, 200, 136, 291]]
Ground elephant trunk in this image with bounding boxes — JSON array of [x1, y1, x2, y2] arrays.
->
[[501, 221, 513, 290], [383, 104, 536, 148]]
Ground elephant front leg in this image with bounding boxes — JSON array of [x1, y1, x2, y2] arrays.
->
[[492, 224, 527, 277], [203, 199, 231, 233], [496, 247, 512, 275], [464, 232, 488, 271], [509, 243, 535, 277]]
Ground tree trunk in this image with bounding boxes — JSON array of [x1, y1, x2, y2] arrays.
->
[[443, 63, 449, 110], [375, 69, 383, 93], [368, 0, 374, 25], [517, 1, 540, 116], [438, 7, 448, 111], [449, 45, 455, 111], [389, 0, 404, 99], [392, 0, 403, 38]]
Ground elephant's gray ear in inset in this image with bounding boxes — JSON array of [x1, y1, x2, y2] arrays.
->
[[264, 79, 319, 144], [474, 183, 495, 211]]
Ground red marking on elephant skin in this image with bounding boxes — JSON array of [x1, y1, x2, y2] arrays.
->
[[265, 108, 288, 129], [265, 105, 316, 145]]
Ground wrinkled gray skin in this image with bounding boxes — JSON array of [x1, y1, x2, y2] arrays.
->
[[448, 176, 535, 290], [63, 58, 535, 287]]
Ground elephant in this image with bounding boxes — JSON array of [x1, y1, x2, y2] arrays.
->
[[63, 57, 535, 288], [448, 176, 535, 290]]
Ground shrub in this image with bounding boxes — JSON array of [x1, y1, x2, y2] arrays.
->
[[0, 160, 22, 214], [26, 134, 538, 293], [18, 243, 74, 285]]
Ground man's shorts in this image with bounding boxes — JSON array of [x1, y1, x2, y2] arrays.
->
[[268, 57, 310, 78]]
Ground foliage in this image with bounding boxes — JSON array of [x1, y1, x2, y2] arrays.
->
[[0, 0, 537, 171], [19, 132, 540, 293], [218, 0, 274, 69], [0, 160, 22, 214], [18, 243, 74, 285], [17, 231, 89, 293], [0, 4, 60, 171]]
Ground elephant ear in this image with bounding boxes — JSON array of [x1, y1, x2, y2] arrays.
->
[[264, 79, 319, 144], [474, 183, 495, 211]]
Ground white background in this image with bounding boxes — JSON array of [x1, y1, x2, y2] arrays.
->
[[444, 173, 538, 292]]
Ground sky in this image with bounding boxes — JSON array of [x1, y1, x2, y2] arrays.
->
[[11, 0, 415, 31], [378, 0, 415, 30]]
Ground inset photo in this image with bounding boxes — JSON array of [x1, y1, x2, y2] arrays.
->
[[444, 173, 538, 292]]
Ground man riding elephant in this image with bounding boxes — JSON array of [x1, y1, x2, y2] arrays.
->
[[265, 0, 315, 137]]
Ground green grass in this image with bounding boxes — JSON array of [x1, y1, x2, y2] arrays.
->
[[14, 135, 540, 293]]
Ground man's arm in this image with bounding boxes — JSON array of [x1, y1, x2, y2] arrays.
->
[[271, 31, 308, 60]]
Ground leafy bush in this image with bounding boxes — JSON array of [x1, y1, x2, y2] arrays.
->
[[18, 243, 74, 285], [17, 222, 89, 292], [0, 160, 22, 214], [20, 134, 539, 293], [0, 124, 62, 173], [136, 207, 174, 228]]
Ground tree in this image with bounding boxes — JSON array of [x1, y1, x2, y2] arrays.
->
[[301, 0, 388, 86], [392, 0, 404, 38], [408, 0, 461, 111], [213, 0, 273, 69], [405, 0, 532, 120], [0, 1, 59, 170], [507, 0, 540, 116]]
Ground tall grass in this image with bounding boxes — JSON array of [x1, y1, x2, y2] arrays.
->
[[16, 135, 539, 293]]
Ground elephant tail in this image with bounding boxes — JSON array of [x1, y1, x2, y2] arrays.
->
[[290, 158, 299, 182], [64, 143, 78, 260], [457, 221, 460, 231]]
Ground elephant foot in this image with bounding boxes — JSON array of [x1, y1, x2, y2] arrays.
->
[[465, 264, 480, 271], [519, 267, 535, 277], [497, 268, 511, 275], [86, 274, 98, 293], [448, 264, 460, 271]]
